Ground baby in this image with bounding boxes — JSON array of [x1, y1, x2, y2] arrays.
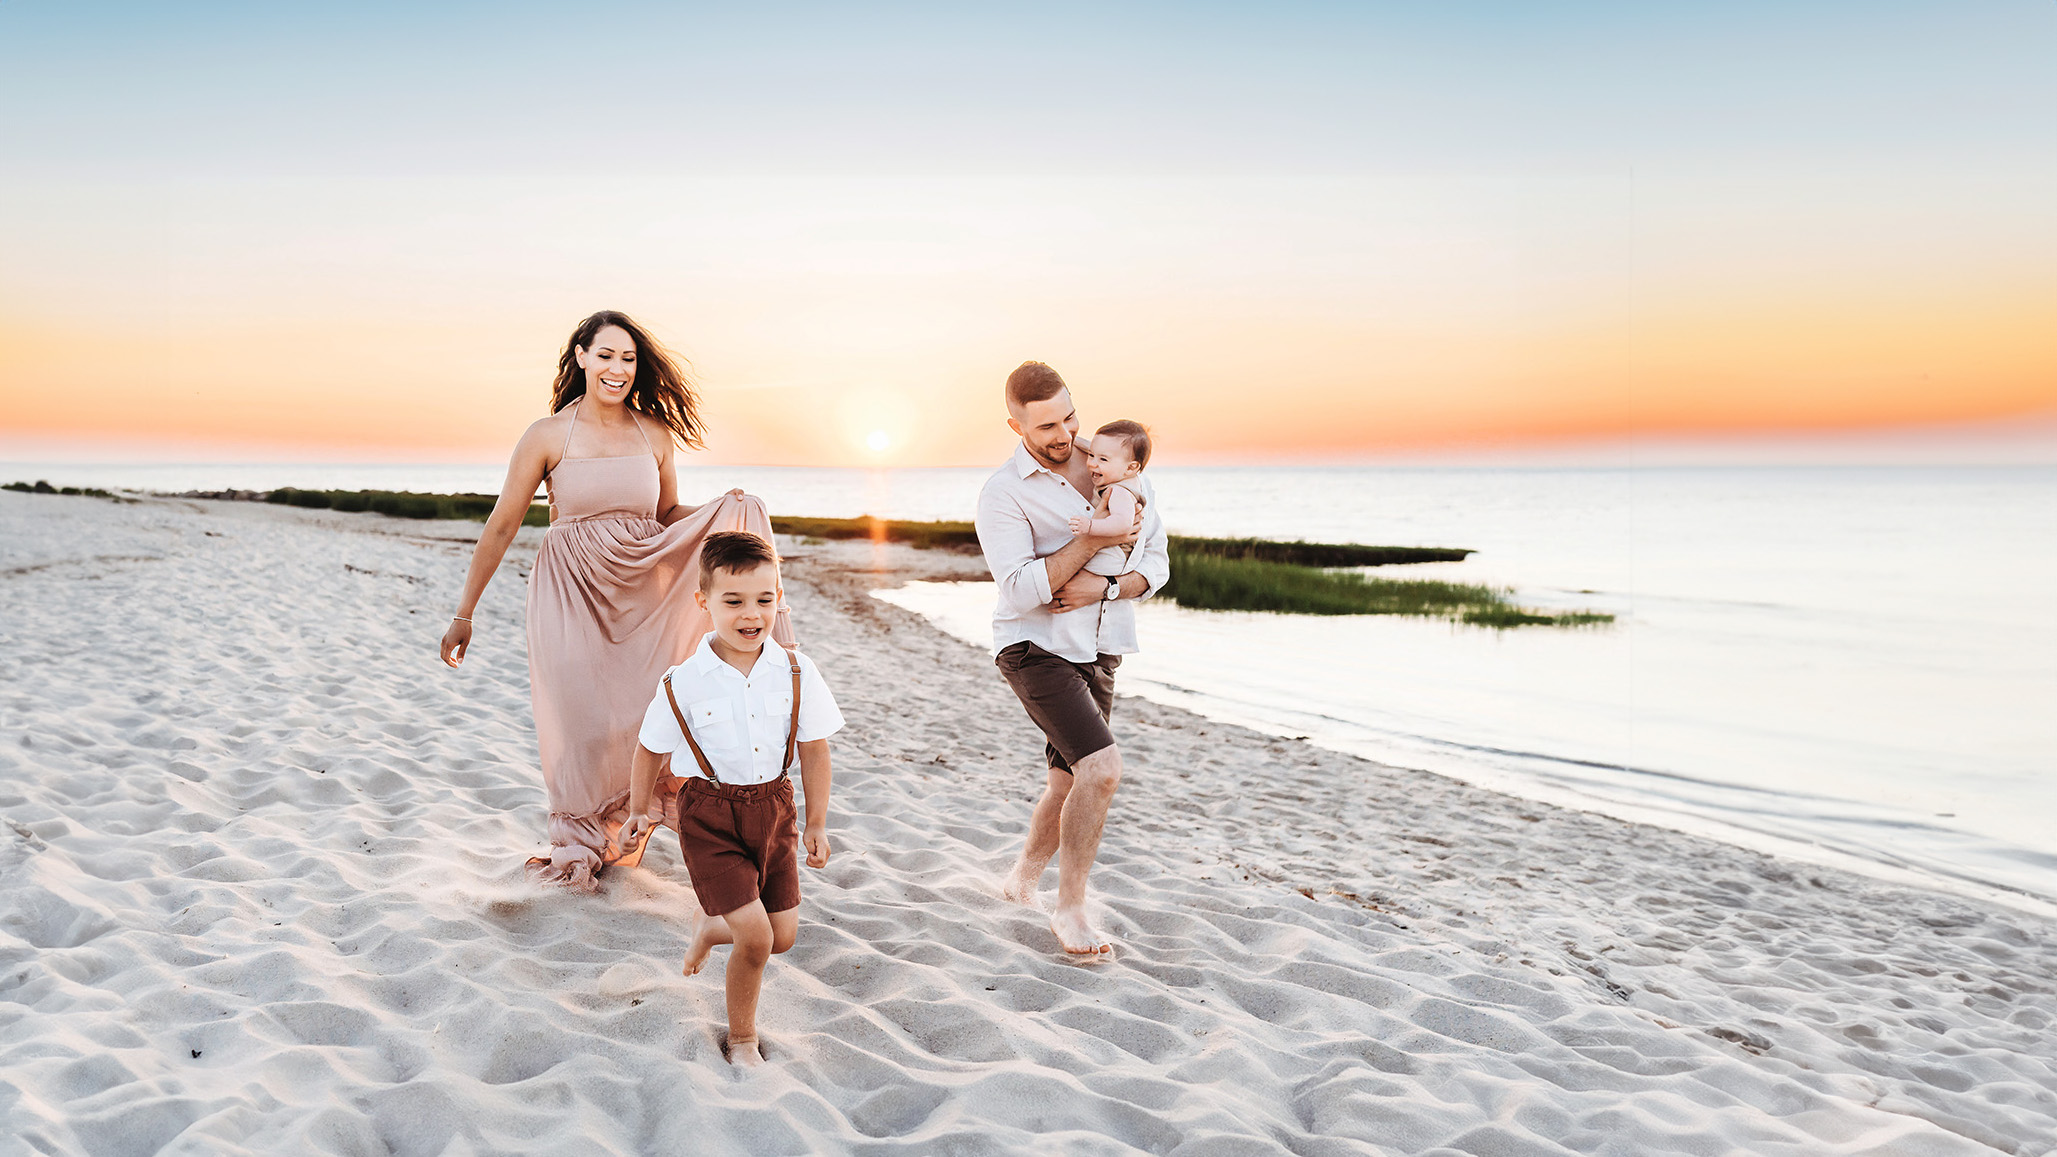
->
[[1067, 419, 1154, 581]]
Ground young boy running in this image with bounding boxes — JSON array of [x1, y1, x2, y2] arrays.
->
[[621, 531, 844, 1067]]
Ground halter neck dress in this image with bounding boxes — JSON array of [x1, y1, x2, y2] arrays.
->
[[525, 401, 795, 890]]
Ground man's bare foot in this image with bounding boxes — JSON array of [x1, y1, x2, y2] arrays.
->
[[1000, 865, 1044, 908], [1050, 905, 1113, 957], [725, 1036, 765, 1067], [681, 917, 720, 977]]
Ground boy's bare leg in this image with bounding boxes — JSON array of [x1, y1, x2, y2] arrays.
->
[[1051, 744, 1121, 956], [720, 900, 775, 1067], [682, 901, 732, 977], [1001, 767, 1073, 907]]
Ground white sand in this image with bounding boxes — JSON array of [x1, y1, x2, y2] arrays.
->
[[3, 490, 2054, 1156]]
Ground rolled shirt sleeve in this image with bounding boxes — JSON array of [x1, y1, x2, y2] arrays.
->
[[976, 479, 1055, 615]]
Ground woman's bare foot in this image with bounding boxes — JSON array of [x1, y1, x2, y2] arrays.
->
[[681, 915, 721, 977], [1000, 865, 1044, 908], [724, 1036, 765, 1067], [1050, 905, 1113, 958]]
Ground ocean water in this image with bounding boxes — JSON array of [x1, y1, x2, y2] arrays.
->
[[14, 459, 2055, 906]]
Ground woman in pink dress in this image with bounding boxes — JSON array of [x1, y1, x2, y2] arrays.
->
[[440, 310, 793, 890]]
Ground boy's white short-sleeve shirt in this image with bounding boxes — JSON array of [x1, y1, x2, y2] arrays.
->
[[638, 633, 844, 786]]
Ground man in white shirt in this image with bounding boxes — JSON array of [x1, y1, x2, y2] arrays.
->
[[974, 361, 1170, 957]]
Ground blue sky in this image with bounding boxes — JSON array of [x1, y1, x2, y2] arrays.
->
[[6, 3, 2052, 177]]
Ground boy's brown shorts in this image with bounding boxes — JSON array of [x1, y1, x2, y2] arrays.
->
[[673, 775, 801, 918]]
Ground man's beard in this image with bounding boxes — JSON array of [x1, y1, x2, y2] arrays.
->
[[1035, 439, 1073, 465]]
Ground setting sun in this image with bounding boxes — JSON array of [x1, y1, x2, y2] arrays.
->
[[865, 430, 891, 454]]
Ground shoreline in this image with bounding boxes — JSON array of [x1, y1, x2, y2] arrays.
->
[[4, 491, 2054, 1154], [5, 484, 2048, 908], [8, 484, 2052, 910]]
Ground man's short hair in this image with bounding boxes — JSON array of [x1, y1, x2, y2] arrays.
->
[[698, 530, 778, 591], [1005, 361, 1067, 411], [1096, 419, 1152, 469]]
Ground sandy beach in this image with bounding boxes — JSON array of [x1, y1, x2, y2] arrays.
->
[[3, 490, 2054, 1156]]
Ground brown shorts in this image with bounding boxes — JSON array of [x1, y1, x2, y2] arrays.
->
[[673, 775, 801, 917], [995, 641, 1121, 775]]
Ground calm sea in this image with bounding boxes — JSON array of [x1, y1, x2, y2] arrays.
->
[[15, 460, 2055, 908]]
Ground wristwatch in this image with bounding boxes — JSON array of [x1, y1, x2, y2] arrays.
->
[[1103, 579, 1121, 602]]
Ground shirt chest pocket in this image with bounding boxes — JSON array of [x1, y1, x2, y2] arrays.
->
[[756, 689, 795, 732], [686, 698, 737, 744]]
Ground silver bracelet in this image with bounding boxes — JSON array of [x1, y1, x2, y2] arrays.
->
[[452, 616, 472, 623]]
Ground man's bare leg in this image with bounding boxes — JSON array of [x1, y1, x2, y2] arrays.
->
[[1051, 744, 1121, 956], [1002, 767, 1072, 907]]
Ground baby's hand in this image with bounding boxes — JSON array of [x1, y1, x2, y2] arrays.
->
[[1068, 515, 1089, 538], [804, 822, 831, 868]]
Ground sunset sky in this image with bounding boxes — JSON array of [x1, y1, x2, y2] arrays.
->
[[2, 3, 2052, 467]]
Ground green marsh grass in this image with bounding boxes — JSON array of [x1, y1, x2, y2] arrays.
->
[[138, 490, 1611, 628], [266, 488, 550, 526], [1160, 543, 1612, 628], [1168, 536, 1472, 567], [769, 515, 977, 550], [5, 480, 116, 498]]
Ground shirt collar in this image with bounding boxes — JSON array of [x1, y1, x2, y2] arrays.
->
[[1011, 442, 1051, 479], [685, 632, 780, 679]]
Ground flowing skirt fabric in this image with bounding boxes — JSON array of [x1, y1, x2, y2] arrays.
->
[[523, 491, 794, 890]]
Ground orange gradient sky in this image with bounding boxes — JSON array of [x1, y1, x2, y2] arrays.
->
[[3, 7, 2054, 467]]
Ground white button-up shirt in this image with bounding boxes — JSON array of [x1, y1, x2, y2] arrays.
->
[[975, 442, 1170, 663], [637, 634, 845, 785]]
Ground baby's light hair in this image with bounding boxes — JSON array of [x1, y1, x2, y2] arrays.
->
[[1096, 420, 1151, 470]]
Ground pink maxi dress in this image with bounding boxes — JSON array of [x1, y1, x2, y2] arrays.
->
[[524, 403, 794, 890]]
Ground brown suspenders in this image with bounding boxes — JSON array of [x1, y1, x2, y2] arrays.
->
[[662, 647, 804, 785]]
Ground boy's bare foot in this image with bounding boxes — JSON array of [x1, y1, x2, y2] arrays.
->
[[1050, 905, 1113, 957], [682, 916, 720, 977], [724, 1036, 765, 1067], [1000, 865, 1044, 908]]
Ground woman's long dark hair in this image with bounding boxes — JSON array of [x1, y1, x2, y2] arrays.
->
[[549, 310, 706, 450]]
